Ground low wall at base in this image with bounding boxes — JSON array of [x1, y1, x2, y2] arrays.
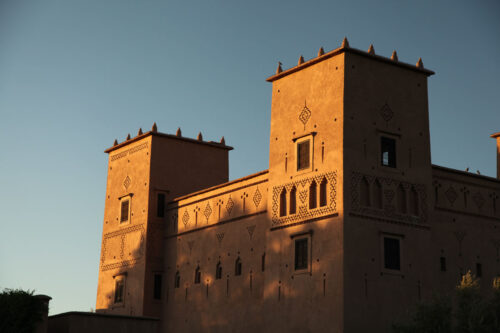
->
[[48, 312, 159, 333]]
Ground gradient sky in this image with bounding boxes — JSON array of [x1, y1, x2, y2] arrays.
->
[[0, 0, 499, 315]]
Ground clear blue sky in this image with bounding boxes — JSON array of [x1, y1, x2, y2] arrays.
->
[[0, 0, 498, 315]]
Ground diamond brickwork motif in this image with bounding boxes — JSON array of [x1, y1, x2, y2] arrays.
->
[[253, 188, 262, 208], [299, 190, 308, 204], [384, 190, 395, 203], [472, 192, 485, 208], [182, 210, 190, 226], [123, 176, 131, 190], [216, 233, 224, 246], [247, 225, 256, 240], [226, 196, 234, 215], [380, 104, 394, 122], [204, 202, 212, 222], [445, 186, 458, 205], [299, 104, 311, 127]]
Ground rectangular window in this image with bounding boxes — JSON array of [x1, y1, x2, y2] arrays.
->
[[157, 193, 165, 218], [120, 199, 130, 223], [381, 137, 396, 168], [384, 237, 400, 270], [476, 263, 482, 277], [440, 257, 447, 272], [297, 140, 310, 170], [294, 238, 308, 270], [154, 273, 162, 300], [114, 278, 125, 304]]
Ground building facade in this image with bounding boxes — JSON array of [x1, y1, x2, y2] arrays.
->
[[95, 38, 500, 332]]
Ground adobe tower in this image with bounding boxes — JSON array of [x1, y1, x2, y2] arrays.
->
[[95, 125, 231, 317]]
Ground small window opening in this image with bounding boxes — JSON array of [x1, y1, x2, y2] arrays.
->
[[216, 262, 222, 280], [384, 237, 400, 270], [157, 193, 165, 218], [154, 273, 162, 300], [297, 140, 310, 170], [120, 199, 130, 223], [114, 278, 124, 304], [194, 266, 201, 284], [261, 253, 266, 272], [235, 257, 242, 276], [289, 186, 297, 214], [174, 271, 180, 289], [280, 188, 287, 217], [373, 179, 383, 209], [294, 238, 308, 270], [440, 257, 447, 272], [360, 177, 370, 207], [381, 137, 396, 168], [476, 263, 482, 278], [319, 178, 327, 207], [309, 181, 317, 209]]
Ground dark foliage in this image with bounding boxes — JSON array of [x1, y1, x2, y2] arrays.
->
[[0, 289, 46, 333], [393, 273, 500, 333]]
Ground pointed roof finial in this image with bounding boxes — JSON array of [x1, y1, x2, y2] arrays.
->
[[137, 128, 143, 135], [341, 37, 349, 48], [391, 51, 398, 61], [298, 55, 304, 65], [416, 57, 424, 68], [126, 133, 131, 140], [113, 139, 118, 146], [318, 47, 325, 56], [197, 132, 203, 141], [276, 62, 282, 74], [152, 122, 157, 133], [368, 44, 375, 55], [220, 136, 225, 145], [176, 127, 182, 137]]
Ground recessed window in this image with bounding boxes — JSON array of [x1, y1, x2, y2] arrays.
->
[[384, 237, 401, 270], [381, 137, 396, 168], [194, 266, 201, 284], [309, 181, 317, 209], [235, 257, 242, 276], [476, 263, 482, 277], [120, 199, 130, 223], [280, 188, 287, 217], [261, 253, 266, 272], [294, 238, 308, 270], [114, 276, 125, 304], [440, 257, 447, 272], [174, 271, 180, 289], [153, 273, 162, 300], [216, 262, 222, 280], [297, 140, 310, 170], [289, 186, 297, 214], [157, 193, 165, 218], [319, 178, 327, 207]]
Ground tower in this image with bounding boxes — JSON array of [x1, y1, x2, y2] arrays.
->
[[95, 125, 231, 317], [264, 40, 434, 331]]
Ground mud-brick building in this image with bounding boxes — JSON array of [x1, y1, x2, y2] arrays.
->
[[95, 38, 500, 332]]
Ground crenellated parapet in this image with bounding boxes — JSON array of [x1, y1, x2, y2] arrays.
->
[[267, 37, 434, 82]]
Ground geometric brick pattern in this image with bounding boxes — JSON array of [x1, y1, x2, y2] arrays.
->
[[272, 171, 337, 226]]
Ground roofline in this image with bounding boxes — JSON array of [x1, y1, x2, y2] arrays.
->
[[266, 46, 435, 82], [104, 131, 233, 154], [49, 311, 159, 321], [432, 164, 499, 183], [490, 132, 500, 139], [169, 169, 269, 203]]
